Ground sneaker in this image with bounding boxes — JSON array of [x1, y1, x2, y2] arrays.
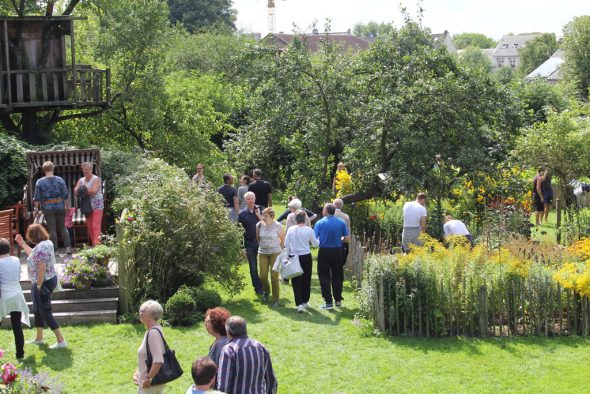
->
[[335, 301, 342, 307], [302, 303, 309, 308], [319, 303, 334, 310], [297, 305, 305, 313], [49, 341, 67, 349], [26, 339, 44, 345], [271, 301, 279, 308], [262, 293, 269, 303]]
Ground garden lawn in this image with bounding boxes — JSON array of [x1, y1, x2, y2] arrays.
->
[[2, 263, 590, 393]]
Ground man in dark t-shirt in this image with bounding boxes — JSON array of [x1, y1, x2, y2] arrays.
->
[[248, 168, 272, 208], [217, 174, 239, 222]]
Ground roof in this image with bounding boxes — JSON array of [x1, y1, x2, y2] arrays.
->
[[526, 49, 565, 81], [263, 33, 370, 53], [493, 34, 540, 57]]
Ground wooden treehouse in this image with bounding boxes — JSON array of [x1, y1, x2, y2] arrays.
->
[[0, 16, 110, 113]]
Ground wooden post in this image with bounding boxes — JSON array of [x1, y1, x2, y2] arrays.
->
[[479, 285, 488, 337], [556, 197, 562, 244], [3, 20, 12, 106], [115, 223, 129, 315], [377, 276, 386, 332]]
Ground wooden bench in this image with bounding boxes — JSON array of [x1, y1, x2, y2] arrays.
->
[[23, 149, 104, 247]]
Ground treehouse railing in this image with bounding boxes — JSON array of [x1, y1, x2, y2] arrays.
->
[[0, 66, 110, 109]]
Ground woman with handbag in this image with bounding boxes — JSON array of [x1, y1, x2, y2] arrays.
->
[[15, 224, 67, 349], [74, 162, 104, 246], [257, 207, 285, 307], [284, 210, 319, 313], [135, 300, 167, 393]]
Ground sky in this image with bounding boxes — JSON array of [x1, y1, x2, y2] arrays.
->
[[232, 0, 590, 39]]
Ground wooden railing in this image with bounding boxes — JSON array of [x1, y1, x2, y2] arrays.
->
[[0, 66, 110, 109]]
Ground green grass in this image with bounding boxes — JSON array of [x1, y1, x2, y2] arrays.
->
[[3, 263, 590, 393], [531, 210, 558, 244]]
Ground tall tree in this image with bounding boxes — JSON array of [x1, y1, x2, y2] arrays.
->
[[168, 0, 236, 33], [458, 46, 492, 74], [518, 33, 559, 75], [352, 21, 394, 38], [453, 33, 496, 49], [562, 15, 590, 100]]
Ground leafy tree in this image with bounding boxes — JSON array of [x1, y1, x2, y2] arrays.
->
[[453, 32, 496, 49], [514, 79, 566, 124], [345, 22, 523, 203], [458, 46, 492, 74], [513, 103, 590, 201], [518, 33, 559, 75], [168, 0, 236, 33], [352, 21, 394, 38], [562, 15, 590, 100]]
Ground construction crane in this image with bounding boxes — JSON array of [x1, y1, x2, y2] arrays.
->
[[267, 0, 286, 34]]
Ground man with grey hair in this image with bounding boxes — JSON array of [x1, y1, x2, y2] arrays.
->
[[314, 203, 350, 309], [238, 192, 264, 296], [217, 316, 277, 394], [333, 198, 351, 278]]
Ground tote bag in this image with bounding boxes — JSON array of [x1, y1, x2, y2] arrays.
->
[[145, 328, 183, 385], [280, 253, 304, 280]]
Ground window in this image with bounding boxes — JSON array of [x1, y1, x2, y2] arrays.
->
[[502, 44, 509, 49], [509, 57, 517, 68], [497, 57, 505, 66]]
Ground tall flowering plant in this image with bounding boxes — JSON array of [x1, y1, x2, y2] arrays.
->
[[0, 349, 63, 393]]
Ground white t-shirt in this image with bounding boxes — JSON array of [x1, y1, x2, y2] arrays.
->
[[403, 201, 427, 228], [443, 220, 471, 236], [284, 225, 319, 255], [0, 256, 21, 283]]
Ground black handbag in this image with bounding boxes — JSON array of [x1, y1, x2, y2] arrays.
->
[[145, 328, 183, 385]]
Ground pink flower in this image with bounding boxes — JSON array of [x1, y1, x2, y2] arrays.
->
[[0, 349, 4, 358], [1, 362, 18, 384]]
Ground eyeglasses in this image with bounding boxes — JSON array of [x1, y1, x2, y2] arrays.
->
[[139, 309, 147, 316]]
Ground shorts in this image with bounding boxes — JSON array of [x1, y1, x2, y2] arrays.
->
[[533, 196, 544, 212], [543, 192, 553, 205]]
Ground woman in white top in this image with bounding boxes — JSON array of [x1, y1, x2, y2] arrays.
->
[[74, 161, 104, 246], [134, 300, 166, 393], [284, 210, 319, 312], [256, 207, 285, 307], [0, 238, 29, 359]]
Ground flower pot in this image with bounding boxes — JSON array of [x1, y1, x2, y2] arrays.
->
[[75, 280, 92, 290]]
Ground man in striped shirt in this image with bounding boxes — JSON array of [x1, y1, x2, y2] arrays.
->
[[217, 316, 277, 394]]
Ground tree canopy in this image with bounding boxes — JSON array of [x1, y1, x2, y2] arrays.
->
[[453, 33, 496, 49], [352, 21, 394, 38], [168, 0, 236, 33], [518, 33, 559, 76], [562, 15, 590, 100]]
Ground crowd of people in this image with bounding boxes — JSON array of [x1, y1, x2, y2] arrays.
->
[[136, 301, 276, 394]]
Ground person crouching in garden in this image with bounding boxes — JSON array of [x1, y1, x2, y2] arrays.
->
[[284, 210, 319, 312], [0, 238, 30, 359], [237, 192, 264, 297], [74, 161, 104, 246], [15, 224, 67, 349], [134, 300, 166, 393], [256, 207, 284, 307], [443, 215, 474, 248]]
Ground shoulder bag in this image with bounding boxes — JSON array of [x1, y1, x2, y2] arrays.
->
[[145, 327, 183, 385]]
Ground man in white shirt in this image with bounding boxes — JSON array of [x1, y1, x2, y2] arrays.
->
[[443, 215, 474, 247], [402, 193, 427, 252]]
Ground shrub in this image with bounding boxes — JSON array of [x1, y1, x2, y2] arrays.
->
[[193, 288, 222, 312], [0, 134, 28, 208], [76, 244, 114, 266], [166, 291, 197, 326], [114, 158, 243, 310]]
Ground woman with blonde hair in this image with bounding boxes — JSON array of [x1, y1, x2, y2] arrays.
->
[[256, 207, 285, 307], [15, 224, 67, 349], [74, 161, 104, 246]]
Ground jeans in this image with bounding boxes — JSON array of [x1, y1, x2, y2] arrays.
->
[[245, 242, 263, 294], [10, 312, 24, 358], [317, 247, 344, 304], [291, 253, 312, 306], [259, 253, 280, 302], [31, 275, 59, 331], [43, 209, 71, 249]]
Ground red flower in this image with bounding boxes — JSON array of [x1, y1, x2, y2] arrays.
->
[[369, 215, 377, 221]]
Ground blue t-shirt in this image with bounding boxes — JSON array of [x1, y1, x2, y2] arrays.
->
[[33, 176, 68, 211], [314, 215, 349, 248]]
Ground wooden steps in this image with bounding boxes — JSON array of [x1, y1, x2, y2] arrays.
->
[[2, 281, 119, 327]]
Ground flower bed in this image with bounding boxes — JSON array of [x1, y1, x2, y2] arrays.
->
[[358, 236, 590, 337]]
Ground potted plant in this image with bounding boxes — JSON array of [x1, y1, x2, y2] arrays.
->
[[62, 257, 96, 290], [76, 244, 114, 267]]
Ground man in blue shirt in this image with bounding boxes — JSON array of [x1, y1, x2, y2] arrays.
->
[[237, 192, 264, 296], [314, 203, 350, 309]]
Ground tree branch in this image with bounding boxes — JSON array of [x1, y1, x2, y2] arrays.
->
[[10, 0, 19, 15], [46, 0, 55, 16], [18, 0, 25, 16], [0, 114, 19, 135], [62, 0, 80, 16]]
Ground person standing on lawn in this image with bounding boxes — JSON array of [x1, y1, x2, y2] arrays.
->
[[256, 207, 284, 307], [186, 356, 223, 394], [248, 169, 272, 209], [402, 193, 428, 252], [134, 300, 166, 394], [314, 203, 350, 309], [540, 168, 554, 224], [217, 174, 240, 223], [333, 198, 351, 266], [217, 316, 277, 394], [532, 167, 545, 226], [238, 192, 264, 297]]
